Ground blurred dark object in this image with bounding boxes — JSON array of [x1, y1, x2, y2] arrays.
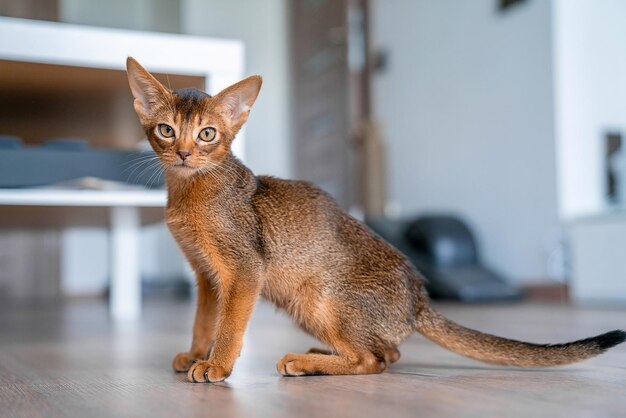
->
[[499, 0, 527, 12], [372, 49, 388, 74], [0, 148, 163, 188], [0, 135, 22, 149], [368, 215, 522, 302], [606, 131, 622, 204], [41, 138, 90, 151]]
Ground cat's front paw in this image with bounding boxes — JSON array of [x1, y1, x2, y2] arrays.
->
[[172, 352, 199, 372], [187, 360, 230, 383]]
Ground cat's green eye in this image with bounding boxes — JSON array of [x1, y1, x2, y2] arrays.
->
[[157, 124, 175, 139], [198, 127, 217, 143]]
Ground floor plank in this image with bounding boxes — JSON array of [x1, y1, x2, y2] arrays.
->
[[0, 299, 624, 418]]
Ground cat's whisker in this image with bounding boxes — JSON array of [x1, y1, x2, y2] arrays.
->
[[206, 165, 231, 189], [202, 162, 234, 188], [127, 158, 161, 183], [145, 168, 160, 189], [120, 154, 158, 169], [132, 163, 163, 189], [201, 167, 226, 189], [213, 159, 241, 176], [144, 161, 165, 189], [124, 161, 157, 184], [121, 153, 158, 164], [122, 156, 159, 177], [157, 170, 166, 188], [217, 160, 243, 180]]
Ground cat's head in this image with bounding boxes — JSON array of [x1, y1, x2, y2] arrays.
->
[[126, 57, 261, 176]]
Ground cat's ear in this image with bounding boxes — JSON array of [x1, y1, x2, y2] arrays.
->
[[126, 57, 170, 122], [213, 75, 262, 129]]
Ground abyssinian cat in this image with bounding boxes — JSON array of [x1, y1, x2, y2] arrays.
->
[[126, 57, 625, 383]]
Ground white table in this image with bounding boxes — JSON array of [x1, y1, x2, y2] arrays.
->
[[0, 188, 167, 320]]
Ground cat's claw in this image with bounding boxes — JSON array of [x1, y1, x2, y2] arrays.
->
[[187, 360, 230, 383]]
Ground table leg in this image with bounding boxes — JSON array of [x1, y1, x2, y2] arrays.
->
[[110, 206, 141, 321]]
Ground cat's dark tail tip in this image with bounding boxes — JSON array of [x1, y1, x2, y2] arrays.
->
[[594, 330, 626, 351]]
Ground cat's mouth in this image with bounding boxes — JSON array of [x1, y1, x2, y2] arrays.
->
[[174, 159, 192, 167], [171, 162, 197, 171]]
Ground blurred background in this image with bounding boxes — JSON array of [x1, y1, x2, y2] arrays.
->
[[1, 0, 625, 313]]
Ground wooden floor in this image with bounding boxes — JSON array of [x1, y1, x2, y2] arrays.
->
[[0, 298, 625, 418]]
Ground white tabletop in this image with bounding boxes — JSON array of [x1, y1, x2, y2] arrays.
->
[[0, 188, 167, 207]]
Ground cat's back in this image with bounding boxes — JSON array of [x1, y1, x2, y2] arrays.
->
[[253, 175, 341, 228], [252, 175, 398, 262], [252, 175, 344, 260], [252, 174, 413, 273], [255, 175, 334, 206]]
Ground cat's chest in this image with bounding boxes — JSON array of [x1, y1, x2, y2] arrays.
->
[[167, 211, 205, 249], [165, 201, 230, 275]]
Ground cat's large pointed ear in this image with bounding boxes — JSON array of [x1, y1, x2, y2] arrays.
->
[[126, 57, 170, 122], [214, 75, 262, 129]]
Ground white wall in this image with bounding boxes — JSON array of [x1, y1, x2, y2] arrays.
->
[[180, 0, 291, 179], [553, 0, 626, 220], [371, 0, 559, 282]]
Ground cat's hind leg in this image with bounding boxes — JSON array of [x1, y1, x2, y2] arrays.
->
[[304, 346, 400, 365], [277, 351, 385, 377], [277, 342, 386, 377]]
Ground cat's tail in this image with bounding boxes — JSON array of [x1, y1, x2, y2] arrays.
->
[[414, 304, 625, 367]]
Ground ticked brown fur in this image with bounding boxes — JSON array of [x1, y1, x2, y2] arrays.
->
[[126, 57, 624, 383]]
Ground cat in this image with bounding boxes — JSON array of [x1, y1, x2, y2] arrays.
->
[[126, 57, 625, 383]]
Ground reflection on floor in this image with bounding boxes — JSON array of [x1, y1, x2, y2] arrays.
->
[[0, 298, 624, 418]]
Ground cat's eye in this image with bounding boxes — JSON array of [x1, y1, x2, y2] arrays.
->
[[157, 124, 175, 139], [198, 127, 217, 143]]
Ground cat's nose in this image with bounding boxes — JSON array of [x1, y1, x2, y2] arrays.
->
[[177, 150, 192, 160]]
